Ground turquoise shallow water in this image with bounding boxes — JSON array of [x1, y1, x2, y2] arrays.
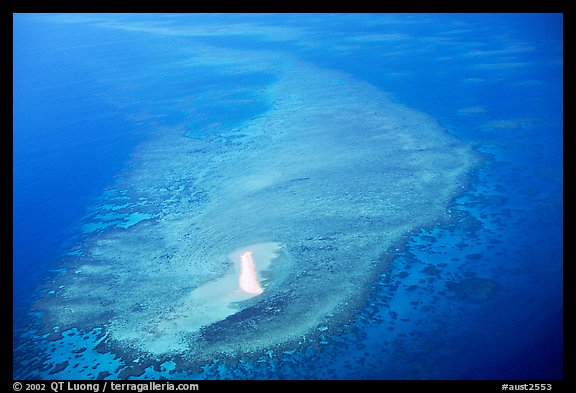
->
[[13, 13, 562, 380]]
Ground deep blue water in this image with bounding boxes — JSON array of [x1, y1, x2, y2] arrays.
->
[[13, 19, 146, 315], [13, 13, 563, 380]]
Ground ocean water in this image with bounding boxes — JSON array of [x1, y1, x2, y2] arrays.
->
[[13, 13, 562, 380]]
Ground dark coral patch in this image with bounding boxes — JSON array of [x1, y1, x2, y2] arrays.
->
[[446, 277, 499, 303]]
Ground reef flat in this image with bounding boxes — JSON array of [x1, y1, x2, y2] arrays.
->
[[32, 53, 477, 370]]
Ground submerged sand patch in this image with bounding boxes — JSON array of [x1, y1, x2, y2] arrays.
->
[[100, 242, 284, 354]]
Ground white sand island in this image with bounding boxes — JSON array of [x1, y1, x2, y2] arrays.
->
[[239, 252, 263, 295]]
